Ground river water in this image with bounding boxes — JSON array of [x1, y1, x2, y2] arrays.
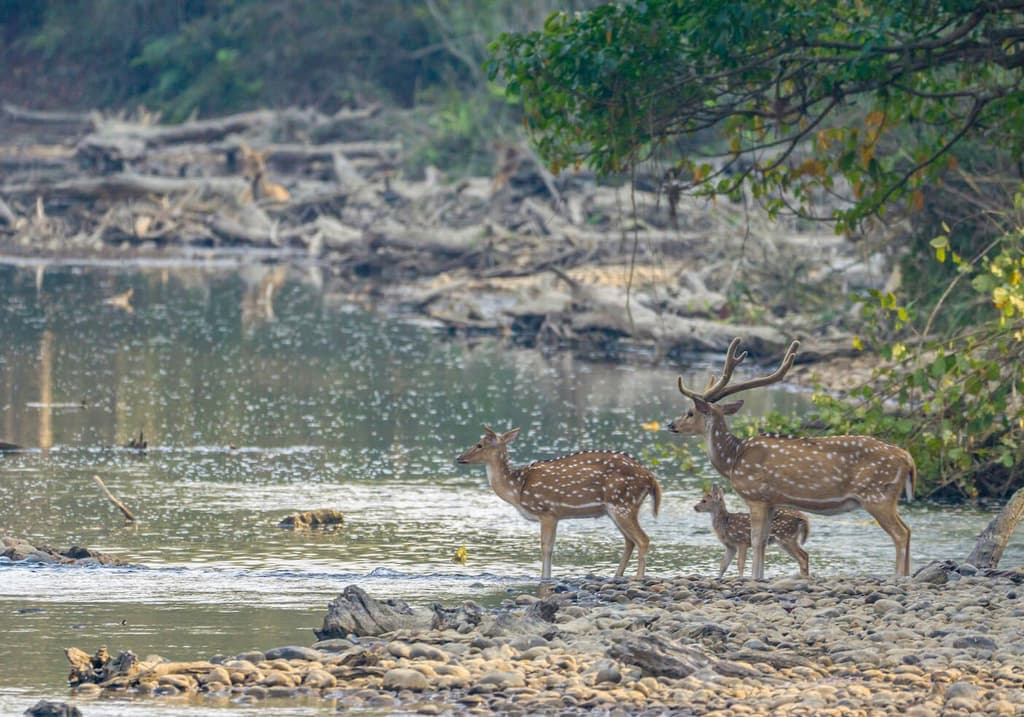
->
[[0, 257, 1017, 715]]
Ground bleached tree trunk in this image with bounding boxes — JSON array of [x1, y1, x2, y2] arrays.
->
[[966, 487, 1024, 569]]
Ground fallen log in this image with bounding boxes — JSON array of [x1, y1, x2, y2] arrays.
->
[[1, 102, 97, 130], [2, 174, 248, 202], [95, 109, 277, 148]]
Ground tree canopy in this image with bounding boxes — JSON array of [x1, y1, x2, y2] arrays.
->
[[492, 1, 1024, 499], [490, 0, 1024, 232]]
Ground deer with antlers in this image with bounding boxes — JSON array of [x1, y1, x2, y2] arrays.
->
[[457, 426, 662, 580], [669, 338, 915, 578]]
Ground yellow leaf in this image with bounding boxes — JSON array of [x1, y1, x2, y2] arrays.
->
[[852, 336, 864, 351], [452, 546, 468, 564], [936, 246, 946, 263], [858, 143, 875, 167], [641, 420, 661, 431], [816, 129, 831, 152], [865, 110, 885, 129]]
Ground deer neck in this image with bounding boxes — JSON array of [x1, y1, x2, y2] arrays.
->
[[704, 414, 744, 477], [484, 450, 525, 506], [709, 503, 732, 538]]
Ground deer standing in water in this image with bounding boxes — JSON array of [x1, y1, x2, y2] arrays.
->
[[694, 484, 810, 578], [456, 426, 662, 580], [669, 338, 915, 578]]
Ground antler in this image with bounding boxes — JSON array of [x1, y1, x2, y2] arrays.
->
[[677, 338, 800, 402]]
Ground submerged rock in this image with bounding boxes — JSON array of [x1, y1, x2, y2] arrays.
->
[[23, 701, 82, 717], [277, 509, 345, 529], [1, 536, 127, 566]]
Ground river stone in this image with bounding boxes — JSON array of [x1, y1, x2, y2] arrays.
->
[[408, 642, 447, 661], [311, 638, 355, 652], [944, 680, 980, 699], [234, 651, 265, 663], [264, 645, 322, 662], [477, 670, 526, 688], [872, 598, 904, 615], [261, 670, 296, 687], [383, 668, 429, 691], [951, 635, 997, 651], [316, 585, 431, 638]]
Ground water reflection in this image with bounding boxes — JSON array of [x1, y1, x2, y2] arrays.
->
[[0, 259, 1019, 716]]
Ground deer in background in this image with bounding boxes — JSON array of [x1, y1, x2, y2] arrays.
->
[[456, 426, 662, 580], [668, 338, 915, 578], [694, 484, 809, 578]]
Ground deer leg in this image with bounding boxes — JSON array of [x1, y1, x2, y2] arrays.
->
[[719, 545, 737, 578], [610, 510, 649, 578], [747, 501, 772, 580], [735, 544, 746, 577], [615, 538, 635, 578], [539, 515, 558, 581], [780, 539, 810, 576], [865, 502, 911, 577]]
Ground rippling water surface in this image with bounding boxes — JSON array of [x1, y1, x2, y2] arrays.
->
[[0, 259, 1017, 715]]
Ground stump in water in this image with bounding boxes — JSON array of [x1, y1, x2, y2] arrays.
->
[[277, 508, 345, 529], [966, 487, 1024, 569]]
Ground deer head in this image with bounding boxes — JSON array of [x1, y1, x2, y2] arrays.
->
[[456, 425, 519, 465]]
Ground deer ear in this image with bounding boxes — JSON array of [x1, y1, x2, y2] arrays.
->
[[720, 400, 744, 415], [693, 398, 712, 414], [501, 427, 521, 444]]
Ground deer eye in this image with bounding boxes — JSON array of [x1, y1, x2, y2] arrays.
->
[[476, 443, 482, 448]]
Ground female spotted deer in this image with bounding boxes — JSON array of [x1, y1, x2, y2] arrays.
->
[[695, 484, 810, 578], [669, 338, 915, 579], [456, 426, 662, 580]]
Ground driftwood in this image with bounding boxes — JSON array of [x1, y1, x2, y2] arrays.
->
[[966, 487, 1024, 569], [0, 441, 23, 451], [92, 475, 136, 523], [96, 109, 277, 148], [2, 101, 97, 129]]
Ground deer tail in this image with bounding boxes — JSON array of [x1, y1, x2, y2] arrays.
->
[[649, 476, 662, 518], [798, 516, 810, 546]]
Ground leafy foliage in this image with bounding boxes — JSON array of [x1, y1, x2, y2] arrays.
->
[[490, 0, 1024, 233]]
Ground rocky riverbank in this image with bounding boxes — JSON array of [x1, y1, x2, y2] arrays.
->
[[63, 567, 1024, 715]]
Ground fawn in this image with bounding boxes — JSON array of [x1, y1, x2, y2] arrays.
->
[[694, 484, 810, 578]]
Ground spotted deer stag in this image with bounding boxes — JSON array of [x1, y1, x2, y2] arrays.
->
[[457, 426, 662, 580], [694, 484, 810, 578], [668, 338, 915, 578]]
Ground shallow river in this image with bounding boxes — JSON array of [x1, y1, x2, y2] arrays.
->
[[0, 257, 1018, 715]]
